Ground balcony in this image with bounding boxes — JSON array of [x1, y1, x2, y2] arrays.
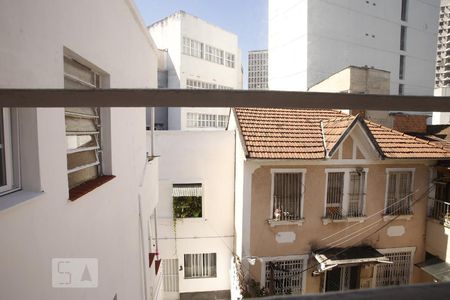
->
[[428, 198, 450, 226]]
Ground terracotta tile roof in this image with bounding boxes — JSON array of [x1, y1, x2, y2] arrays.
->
[[234, 108, 450, 160]]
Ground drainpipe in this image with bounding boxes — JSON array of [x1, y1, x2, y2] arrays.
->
[[150, 107, 155, 158], [139, 196, 149, 300]]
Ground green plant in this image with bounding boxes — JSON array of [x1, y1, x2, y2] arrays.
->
[[173, 196, 202, 218]]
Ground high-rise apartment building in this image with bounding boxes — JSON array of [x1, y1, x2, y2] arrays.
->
[[248, 50, 268, 89], [435, 0, 450, 87], [148, 11, 243, 130], [269, 0, 440, 95]]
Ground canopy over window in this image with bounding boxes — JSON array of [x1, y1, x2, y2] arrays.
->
[[313, 246, 391, 273], [172, 183, 202, 197]]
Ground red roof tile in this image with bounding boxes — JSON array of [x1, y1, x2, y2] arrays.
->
[[234, 108, 450, 160]]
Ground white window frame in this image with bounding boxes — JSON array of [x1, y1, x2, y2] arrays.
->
[[0, 108, 20, 195], [186, 112, 229, 129], [323, 168, 368, 218], [270, 169, 306, 221], [172, 182, 204, 220], [260, 255, 309, 295], [373, 247, 415, 287], [183, 252, 217, 279], [384, 168, 415, 215]]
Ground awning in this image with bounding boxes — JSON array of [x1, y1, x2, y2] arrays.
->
[[172, 183, 202, 197], [313, 246, 391, 273], [417, 256, 450, 282]]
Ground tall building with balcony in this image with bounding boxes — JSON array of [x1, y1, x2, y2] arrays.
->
[[269, 0, 440, 95], [148, 11, 243, 130], [436, 0, 450, 87], [248, 50, 268, 90]]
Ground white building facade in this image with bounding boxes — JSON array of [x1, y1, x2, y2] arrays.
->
[[0, 1, 163, 299], [148, 11, 243, 131], [152, 131, 235, 299], [269, 0, 440, 95], [248, 50, 268, 90], [435, 0, 450, 87]]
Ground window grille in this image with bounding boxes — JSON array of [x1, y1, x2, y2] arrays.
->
[[376, 249, 413, 287], [348, 172, 365, 217], [264, 258, 306, 295], [184, 253, 217, 278], [386, 171, 413, 215], [162, 259, 179, 292], [326, 172, 344, 219], [64, 57, 102, 189], [272, 172, 303, 221]]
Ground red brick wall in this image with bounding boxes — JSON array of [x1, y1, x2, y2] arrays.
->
[[393, 115, 428, 133]]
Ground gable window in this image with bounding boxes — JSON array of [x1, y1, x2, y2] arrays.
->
[[64, 56, 102, 190], [325, 169, 367, 220], [271, 170, 305, 221], [184, 253, 216, 278], [0, 108, 19, 195], [262, 256, 308, 295], [172, 183, 202, 218], [385, 169, 414, 215]]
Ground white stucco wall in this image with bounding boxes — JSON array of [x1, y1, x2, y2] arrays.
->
[[149, 11, 243, 130], [152, 130, 235, 294], [269, 0, 439, 95], [0, 1, 159, 299], [433, 87, 450, 124]]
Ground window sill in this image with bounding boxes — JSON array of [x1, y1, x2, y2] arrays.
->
[[0, 190, 44, 211], [267, 219, 305, 227], [383, 214, 413, 221], [69, 175, 116, 201], [322, 216, 367, 225]]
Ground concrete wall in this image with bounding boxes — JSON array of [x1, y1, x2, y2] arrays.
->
[[153, 131, 235, 294], [269, 0, 440, 95], [0, 1, 160, 299], [426, 220, 450, 262], [433, 87, 450, 124]]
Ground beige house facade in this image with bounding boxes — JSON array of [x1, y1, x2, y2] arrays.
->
[[229, 108, 450, 296]]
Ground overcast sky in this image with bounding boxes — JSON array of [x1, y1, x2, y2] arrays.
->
[[135, 0, 268, 88]]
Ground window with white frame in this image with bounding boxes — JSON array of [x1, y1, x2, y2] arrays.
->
[[64, 56, 102, 190], [271, 170, 304, 221], [182, 37, 203, 58], [186, 79, 217, 89], [263, 256, 307, 295], [225, 52, 235, 68], [204, 44, 224, 65], [186, 112, 228, 128], [0, 108, 19, 195], [184, 253, 217, 278], [375, 248, 414, 287], [172, 183, 202, 218], [385, 169, 414, 215], [325, 169, 366, 219]]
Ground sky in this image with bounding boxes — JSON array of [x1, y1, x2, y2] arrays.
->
[[134, 0, 268, 88]]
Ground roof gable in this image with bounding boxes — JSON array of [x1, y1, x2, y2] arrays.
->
[[234, 108, 450, 160]]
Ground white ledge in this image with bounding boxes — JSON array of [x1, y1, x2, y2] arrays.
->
[[383, 214, 413, 221], [322, 217, 367, 225], [267, 219, 305, 227]]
